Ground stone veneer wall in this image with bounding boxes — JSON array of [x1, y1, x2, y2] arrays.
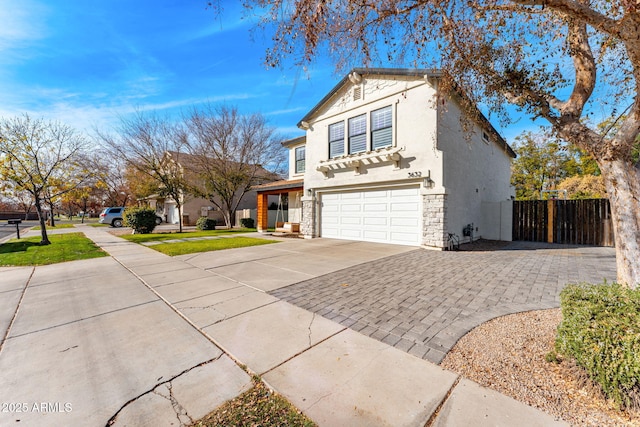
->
[[301, 198, 317, 238], [422, 194, 448, 248]]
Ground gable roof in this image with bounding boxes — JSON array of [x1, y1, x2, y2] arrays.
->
[[163, 151, 281, 181], [281, 135, 306, 148], [297, 68, 516, 159]]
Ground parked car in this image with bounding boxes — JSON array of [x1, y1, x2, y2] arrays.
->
[[99, 207, 125, 227], [99, 207, 163, 227]]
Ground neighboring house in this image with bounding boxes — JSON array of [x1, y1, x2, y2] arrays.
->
[[145, 151, 275, 226], [255, 68, 516, 248]]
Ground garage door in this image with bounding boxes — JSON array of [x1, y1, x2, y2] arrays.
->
[[320, 186, 421, 245]]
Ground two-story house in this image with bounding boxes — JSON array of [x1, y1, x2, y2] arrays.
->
[[255, 68, 516, 248]]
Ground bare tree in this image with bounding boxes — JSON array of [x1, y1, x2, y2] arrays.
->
[[97, 111, 189, 232], [0, 114, 90, 244], [231, 0, 640, 287], [184, 104, 285, 228]]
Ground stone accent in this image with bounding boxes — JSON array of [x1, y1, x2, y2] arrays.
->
[[301, 198, 317, 238], [422, 194, 447, 248]]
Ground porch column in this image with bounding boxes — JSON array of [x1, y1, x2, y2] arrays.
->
[[257, 193, 269, 232]]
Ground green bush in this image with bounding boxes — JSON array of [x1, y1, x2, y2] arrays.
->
[[555, 282, 640, 410], [123, 207, 157, 234], [196, 217, 216, 231], [240, 217, 255, 228]]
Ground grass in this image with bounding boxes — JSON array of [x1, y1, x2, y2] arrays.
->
[[0, 232, 107, 266], [147, 236, 275, 256], [194, 379, 315, 427], [120, 228, 256, 244], [31, 223, 77, 230]]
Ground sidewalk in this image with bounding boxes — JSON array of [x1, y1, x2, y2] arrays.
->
[[1, 225, 568, 426]]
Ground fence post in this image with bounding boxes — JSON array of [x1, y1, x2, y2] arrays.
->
[[547, 199, 555, 243]]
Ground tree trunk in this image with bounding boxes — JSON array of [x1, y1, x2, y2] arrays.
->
[[177, 202, 183, 233], [599, 158, 640, 288], [48, 199, 56, 227], [34, 196, 51, 245]]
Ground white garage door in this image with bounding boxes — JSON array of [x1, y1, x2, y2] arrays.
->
[[320, 186, 421, 245]]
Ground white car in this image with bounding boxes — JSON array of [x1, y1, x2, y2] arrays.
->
[[99, 207, 163, 227]]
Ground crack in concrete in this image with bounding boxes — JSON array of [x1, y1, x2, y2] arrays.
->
[[105, 354, 223, 426], [307, 312, 316, 347], [152, 382, 193, 426]]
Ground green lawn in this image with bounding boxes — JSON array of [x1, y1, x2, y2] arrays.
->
[[31, 223, 77, 230], [121, 228, 256, 244], [0, 233, 108, 266], [148, 236, 275, 256]]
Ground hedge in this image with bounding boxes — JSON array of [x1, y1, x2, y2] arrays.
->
[[555, 282, 640, 411], [123, 207, 157, 234], [196, 217, 216, 231]]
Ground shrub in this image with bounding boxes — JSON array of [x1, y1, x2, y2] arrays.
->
[[123, 207, 157, 234], [240, 217, 255, 228], [196, 217, 216, 231], [555, 282, 640, 411]]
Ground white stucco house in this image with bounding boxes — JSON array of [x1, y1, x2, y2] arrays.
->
[[255, 68, 515, 248]]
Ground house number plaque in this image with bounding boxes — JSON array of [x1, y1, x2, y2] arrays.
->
[[408, 171, 422, 178]]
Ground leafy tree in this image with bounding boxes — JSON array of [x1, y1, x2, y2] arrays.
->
[[97, 111, 189, 232], [557, 175, 607, 199], [228, 0, 640, 287], [511, 131, 570, 200], [0, 115, 89, 244], [511, 130, 601, 199], [184, 104, 285, 228], [124, 164, 159, 202]]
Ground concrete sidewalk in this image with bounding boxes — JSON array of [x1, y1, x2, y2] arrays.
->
[[0, 226, 567, 426]]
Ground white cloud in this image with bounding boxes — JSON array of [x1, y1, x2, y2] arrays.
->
[[265, 107, 306, 116], [0, 0, 48, 52]]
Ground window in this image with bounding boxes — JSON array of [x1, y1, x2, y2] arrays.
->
[[329, 121, 345, 158], [295, 146, 305, 174], [348, 114, 366, 154], [371, 106, 392, 149], [482, 131, 490, 144]]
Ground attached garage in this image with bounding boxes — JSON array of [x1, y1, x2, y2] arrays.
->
[[320, 185, 422, 246]]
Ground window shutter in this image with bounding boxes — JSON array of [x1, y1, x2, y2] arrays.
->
[[329, 122, 345, 158], [349, 114, 366, 153], [371, 106, 392, 149]]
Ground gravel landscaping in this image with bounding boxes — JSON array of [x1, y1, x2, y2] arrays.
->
[[440, 308, 640, 427]]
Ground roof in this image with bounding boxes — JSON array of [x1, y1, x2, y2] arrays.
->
[[296, 68, 516, 159], [281, 135, 306, 148], [164, 151, 281, 180], [297, 68, 440, 128], [252, 178, 304, 192]]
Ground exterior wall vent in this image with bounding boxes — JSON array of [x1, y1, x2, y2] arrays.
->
[[353, 86, 362, 101]]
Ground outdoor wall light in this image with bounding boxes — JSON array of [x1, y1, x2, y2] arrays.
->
[[423, 172, 435, 189], [307, 188, 313, 197]]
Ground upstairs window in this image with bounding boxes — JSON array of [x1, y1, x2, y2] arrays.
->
[[329, 121, 345, 158], [371, 106, 392, 149], [348, 114, 367, 154], [295, 146, 305, 174]]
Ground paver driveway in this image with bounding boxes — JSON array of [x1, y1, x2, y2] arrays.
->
[[271, 241, 617, 363]]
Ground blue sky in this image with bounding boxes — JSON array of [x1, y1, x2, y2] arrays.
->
[[1, 1, 539, 143]]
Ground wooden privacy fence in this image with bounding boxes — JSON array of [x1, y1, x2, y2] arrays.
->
[[513, 199, 614, 246]]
